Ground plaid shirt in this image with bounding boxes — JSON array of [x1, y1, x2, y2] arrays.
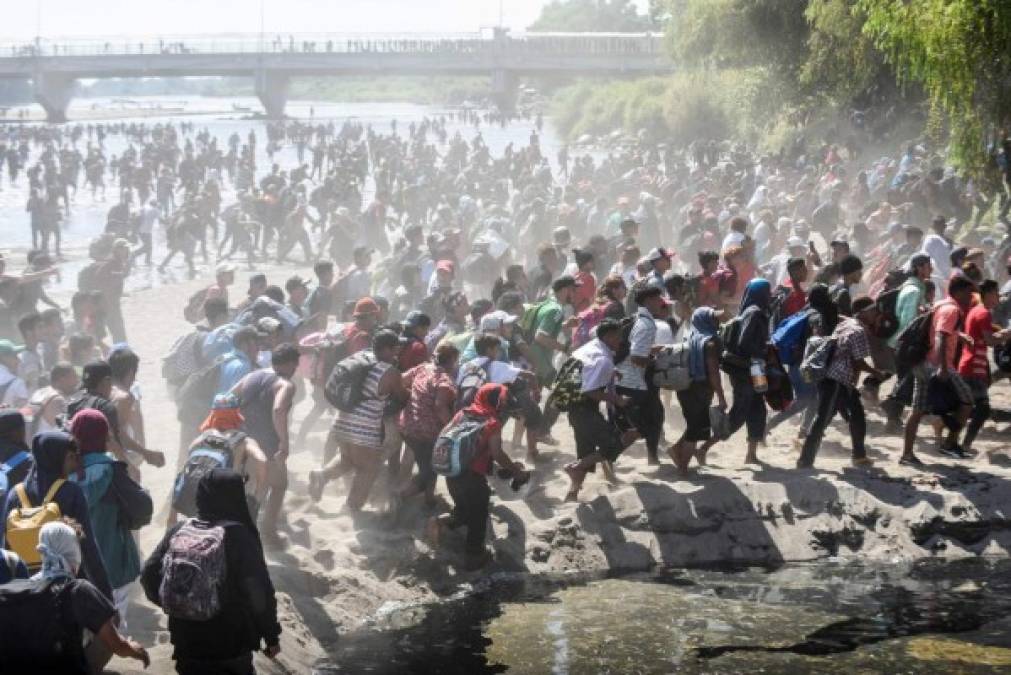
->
[[826, 317, 870, 388]]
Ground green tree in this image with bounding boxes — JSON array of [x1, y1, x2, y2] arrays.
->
[[528, 0, 652, 32], [858, 0, 1011, 171]]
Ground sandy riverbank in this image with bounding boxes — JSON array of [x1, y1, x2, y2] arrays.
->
[[75, 262, 1011, 674]]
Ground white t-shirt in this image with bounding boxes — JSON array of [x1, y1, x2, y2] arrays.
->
[[457, 357, 522, 386]]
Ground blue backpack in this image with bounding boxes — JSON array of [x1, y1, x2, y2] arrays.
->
[[0, 451, 31, 503], [772, 309, 813, 366], [431, 414, 489, 478]]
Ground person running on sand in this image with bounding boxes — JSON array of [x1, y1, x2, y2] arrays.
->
[[427, 383, 529, 570], [142, 469, 281, 674], [308, 330, 409, 511], [562, 319, 637, 501], [232, 343, 298, 547]]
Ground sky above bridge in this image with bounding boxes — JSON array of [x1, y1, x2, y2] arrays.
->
[[1, 0, 603, 40]]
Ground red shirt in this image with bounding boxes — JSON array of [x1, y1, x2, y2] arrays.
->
[[398, 338, 429, 372], [928, 298, 963, 370], [957, 304, 991, 380], [780, 279, 807, 319]]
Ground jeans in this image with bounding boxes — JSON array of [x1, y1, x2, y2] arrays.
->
[[446, 471, 491, 554], [768, 365, 816, 431], [404, 435, 437, 493], [798, 378, 866, 466], [726, 373, 766, 443]]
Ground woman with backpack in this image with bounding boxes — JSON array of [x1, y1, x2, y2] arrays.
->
[[0, 431, 112, 601], [68, 409, 153, 639], [668, 307, 727, 474], [396, 343, 460, 508], [720, 278, 773, 466], [142, 468, 282, 674], [428, 383, 529, 570], [0, 520, 150, 673]]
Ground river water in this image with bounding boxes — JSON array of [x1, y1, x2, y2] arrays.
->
[[317, 558, 1011, 674], [0, 95, 562, 293]]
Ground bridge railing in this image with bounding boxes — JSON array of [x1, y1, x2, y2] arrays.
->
[[0, 32, 665, 59]]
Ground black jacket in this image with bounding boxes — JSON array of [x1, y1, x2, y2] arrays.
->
[[140, 520, 281, 659]]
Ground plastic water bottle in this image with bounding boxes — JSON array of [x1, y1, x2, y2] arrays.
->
[[750, 358, 768, 393]]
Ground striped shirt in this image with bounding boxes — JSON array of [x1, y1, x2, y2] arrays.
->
[[332, 360, 392, 449]]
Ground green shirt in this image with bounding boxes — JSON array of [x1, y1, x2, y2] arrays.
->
[[889, 277, 925, 348], [527, 298, 565, 382]]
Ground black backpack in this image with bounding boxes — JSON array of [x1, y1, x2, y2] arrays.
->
[[0, 577, 82, 671], [894, 310, 934, 372], [874, 287, 902, 339], [611, 316, 638, 365], [325, 351, 378, 412]]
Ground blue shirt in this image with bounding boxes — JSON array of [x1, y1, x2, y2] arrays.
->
[[203, 323, 240, 361], [217, 351, 253, 395]]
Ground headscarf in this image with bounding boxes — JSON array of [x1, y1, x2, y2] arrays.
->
[[35, 521, 81, 581], [462, 383, 508, 436], [69, 409, 109, 455], [739, 278, 772, 314], [196, 468, 257, 535], [687, 307, 720, 382], [199, 393, 245, 433], [27, 432, 75, 500], [806, 283, 840, 334]]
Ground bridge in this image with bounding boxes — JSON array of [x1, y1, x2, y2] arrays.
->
[[0, 30, 672, 122]]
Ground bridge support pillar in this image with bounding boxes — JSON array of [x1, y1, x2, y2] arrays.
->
[[491, 69, 518, 114], [255, 70, 290, 119], [33, 72, 75, 123]]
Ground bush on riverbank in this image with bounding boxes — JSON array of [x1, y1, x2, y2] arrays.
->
[[550, 69, 781, 147]]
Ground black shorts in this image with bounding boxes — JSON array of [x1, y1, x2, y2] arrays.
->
[[676, 379, 715, 443], [568, 400, 625, 463]]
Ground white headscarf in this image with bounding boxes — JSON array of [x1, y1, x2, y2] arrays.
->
[[34, 521, 81, 581]]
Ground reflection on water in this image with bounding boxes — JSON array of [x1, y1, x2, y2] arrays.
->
[[316, 559, 1011, 674]]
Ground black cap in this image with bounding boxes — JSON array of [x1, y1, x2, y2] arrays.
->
[[552, 275, 582, 292], [0, 409, 25, 435], [373, 329, 407, 352]]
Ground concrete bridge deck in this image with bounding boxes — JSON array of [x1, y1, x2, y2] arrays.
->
[[0, 31, 673, 121]]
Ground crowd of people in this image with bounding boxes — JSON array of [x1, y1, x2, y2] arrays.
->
[[1, 106, 1011, 673]]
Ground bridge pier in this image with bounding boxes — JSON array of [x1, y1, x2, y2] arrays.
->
[[491, 69, 518, 114], [33, 72, 76, 123], [255, 70, 290, 119]]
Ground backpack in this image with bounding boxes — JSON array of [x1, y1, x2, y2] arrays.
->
[[0, 450, 31, 504], [324, 351, 377, 412], [0, 577, 80, 670], [799, 335, 836, 384], [768, 285, 791, 329], [545, 356, 585, 412], [995, 342, 1011, 373], [158, 519, 230, 621], [162, 328, 208, 386], [772, 309, 813, 366], [518, 300, 550, 341], [894, 310, 934, 373], [456, 359, 492, 411], [77, 261, 102, 293], [183, 288, 210, 324], [5, 479, 65, 570], [572, 305, 606, 350], [651, 341, 692, 391], [431, 413, 489, 478], [175, 356, 226, 423], [172, 430, 242, 518], [874, 287, 902, 339]]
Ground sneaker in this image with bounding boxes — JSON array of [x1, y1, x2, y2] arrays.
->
[[899, 453, 925, 468], [939, 445, 971, 460]]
